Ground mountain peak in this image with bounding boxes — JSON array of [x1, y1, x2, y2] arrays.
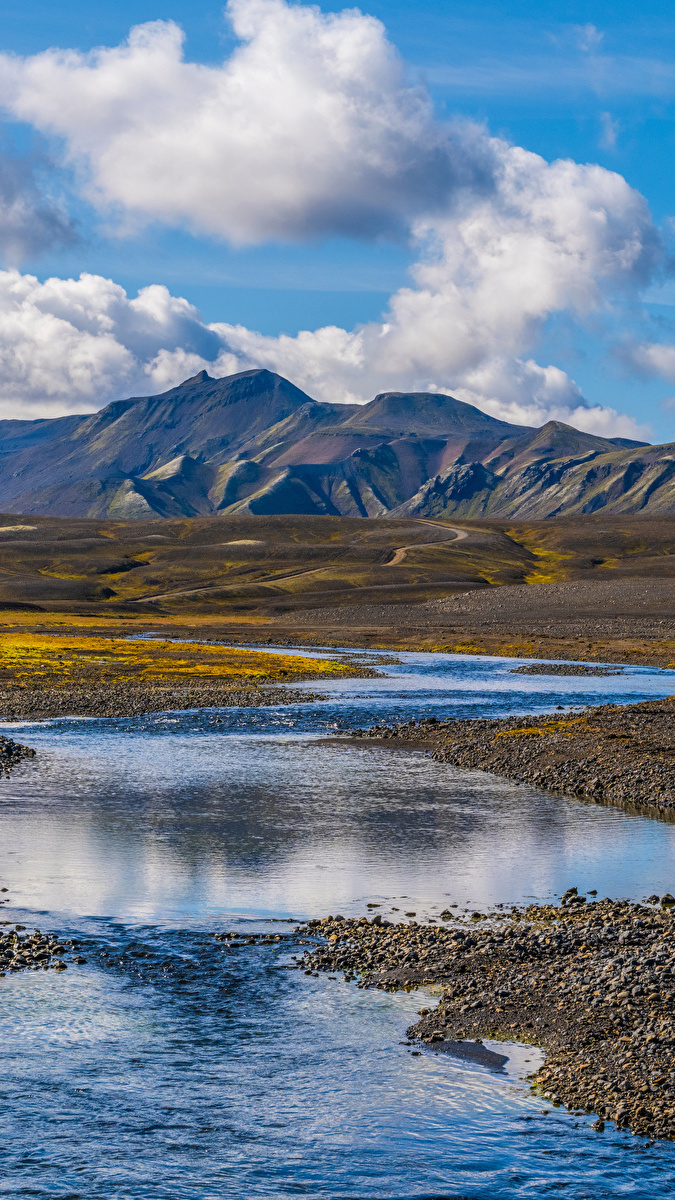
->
[[0, 368, 665, 522], [183, 370, 213, 386], [342, 389, 533, 438]]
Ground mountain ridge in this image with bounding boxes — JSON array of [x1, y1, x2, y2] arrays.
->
[[0, 367, 670, 520]]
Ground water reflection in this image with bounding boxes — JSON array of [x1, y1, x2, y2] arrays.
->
[[0, 650, 674, 924], [1, 650, 675, 1197]]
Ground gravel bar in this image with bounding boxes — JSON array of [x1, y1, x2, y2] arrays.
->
[[0, 681, 326, 720], [0, 924, 85, 974], [293, 895, 675, 1141], [509, 663, 622, 676]]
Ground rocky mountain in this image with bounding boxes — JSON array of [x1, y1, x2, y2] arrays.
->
[[0, 367, 669, 520]]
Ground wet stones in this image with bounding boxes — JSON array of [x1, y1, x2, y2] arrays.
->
[[510, 663, 622, 677], [296, 897, 675, 1142], [0, 927, 82, 975], [0, 734, 35, 773]]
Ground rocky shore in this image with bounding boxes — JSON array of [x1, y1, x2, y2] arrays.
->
[[351, 695, 675, 814], [509, 663, 621, 676], [0, 681, 326, 720], [0, 923, 85, 974], [0, 733, 36, 770], [294, 895, 675, 1140]]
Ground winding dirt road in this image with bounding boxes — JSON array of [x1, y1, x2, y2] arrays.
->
[[385, 521, 469, 566], [131, 520, 471, 603]]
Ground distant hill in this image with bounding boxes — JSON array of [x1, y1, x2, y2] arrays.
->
[[0, 367, 668, 520]]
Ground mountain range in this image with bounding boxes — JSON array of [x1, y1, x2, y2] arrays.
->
[[0, 367, 672, 520]]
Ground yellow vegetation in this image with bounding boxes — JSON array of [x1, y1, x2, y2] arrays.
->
[[0, 631, 351, 685], [439, 642, 486, 654], [495, 727, 546, 739], [495, 718, 587, 740], [506, 527, 574, 584], [523, 547, 574, 585]]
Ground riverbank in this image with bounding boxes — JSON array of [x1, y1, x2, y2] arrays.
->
[[0, 733, 35, 768], [297, 897, 675, 1141], [0, 680, 331, 720], [351, 695, 675, 814], [0, 633, 373, 719], [270, 577, 675, 667]]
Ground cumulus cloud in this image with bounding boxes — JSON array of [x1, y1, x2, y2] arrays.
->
[[0, 269, 235, 418], [620, 340, 675, 383], [0, 148, 76, 263], [206, 138, 657, 437], [0, 0, 661, 438], [0, 0, 493, 243], [0, 261, 650, 440]]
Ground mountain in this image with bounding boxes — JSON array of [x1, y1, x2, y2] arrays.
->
[[0, 367, 668, 520]]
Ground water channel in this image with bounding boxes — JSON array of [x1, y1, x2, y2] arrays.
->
[[2, 650, 675, 1197]]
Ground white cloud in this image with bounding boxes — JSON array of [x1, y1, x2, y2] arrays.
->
[[0, 269, 231, 417], [573, 23, 604, 54], [621, 340, 675, 382], [0, 1, 494, 243], [0, 249, 650, 442], [0, 0, 662, 440], [599, 111, 619, 150], [207, 136, 657, 438], [427, 52, 675, 102]]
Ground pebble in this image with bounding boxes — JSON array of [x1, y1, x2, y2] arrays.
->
[[0, 682, 328, 721], [292, 897, 675, 1142], [0, 926, 83, 974], [0, 735, 35, 772], [510, 664, 622, 677]]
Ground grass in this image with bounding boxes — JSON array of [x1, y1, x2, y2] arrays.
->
[[0, 513, 674, 673], [0, 631, 351, 687], [495, 718, 588, 740], [504, 530, 575, 585], [1, 512, 675, 621]]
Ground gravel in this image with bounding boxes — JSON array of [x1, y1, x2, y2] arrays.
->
[[293, 897, 675, 1141], [0, 924, 84, 974], [0, 733, 35, 770], [509, 663, 622, 677], [0, 681, 326, 720]]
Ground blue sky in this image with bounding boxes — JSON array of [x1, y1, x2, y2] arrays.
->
[[1, 0, 675, 439]]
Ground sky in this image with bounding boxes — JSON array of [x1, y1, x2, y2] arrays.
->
[[1, 0, 675, 442]]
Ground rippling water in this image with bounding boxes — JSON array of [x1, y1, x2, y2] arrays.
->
[[2, 650, 675, 1197]]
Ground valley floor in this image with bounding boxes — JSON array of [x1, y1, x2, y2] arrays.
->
[[260, 576, 675, 667]]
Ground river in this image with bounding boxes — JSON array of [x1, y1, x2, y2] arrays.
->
[[1, 649, 675, 1197]]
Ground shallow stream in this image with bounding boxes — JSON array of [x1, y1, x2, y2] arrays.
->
[[2, 651, 675, 1197]]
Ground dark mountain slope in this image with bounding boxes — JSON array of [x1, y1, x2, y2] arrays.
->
[[0, 367, 672, 520], [0, 370, 347, 517], [340, 390, 529, 437], [394, 422, 674, 520]]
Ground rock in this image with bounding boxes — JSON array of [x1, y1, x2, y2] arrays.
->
[[297, 895, 675, 1142]]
